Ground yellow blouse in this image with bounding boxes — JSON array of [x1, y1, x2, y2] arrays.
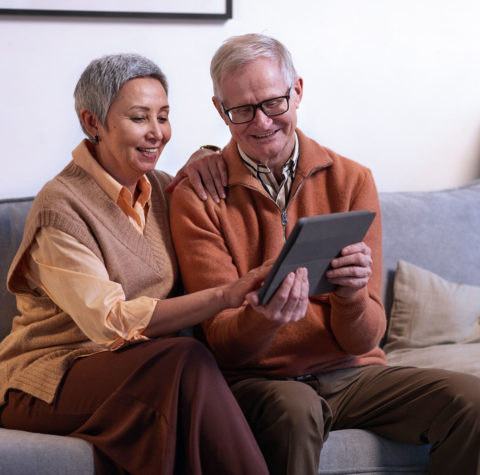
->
[[22, 142, 158, 350]]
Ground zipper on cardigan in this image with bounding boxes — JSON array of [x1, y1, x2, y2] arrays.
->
[[280, 165, 326, 241], [231, 164, 328, 242], [281, 210, 288, 241]]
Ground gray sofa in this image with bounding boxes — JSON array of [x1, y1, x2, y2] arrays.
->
[[1, 180, 479, 474]]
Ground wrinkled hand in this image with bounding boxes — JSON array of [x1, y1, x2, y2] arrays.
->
[[165, 148, 228, 203], [246, 267, 309, 324], [326, 242, 372, 298]]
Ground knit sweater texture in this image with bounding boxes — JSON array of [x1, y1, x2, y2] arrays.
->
[[0, 154, 177, 405], [170, 129, 387, 382]]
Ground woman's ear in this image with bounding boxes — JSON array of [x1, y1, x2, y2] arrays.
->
[[80, 109, 101, 140]]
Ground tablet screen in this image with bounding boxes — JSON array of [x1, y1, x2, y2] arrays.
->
[[257, 210, 376, 305]]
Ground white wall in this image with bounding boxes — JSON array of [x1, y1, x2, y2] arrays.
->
[[1, 0, 480, 199]]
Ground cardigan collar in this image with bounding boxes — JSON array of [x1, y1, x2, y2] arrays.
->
[[223, 129, 334, 194]]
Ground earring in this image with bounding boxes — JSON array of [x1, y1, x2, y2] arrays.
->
[[94, 135, 99, 143]]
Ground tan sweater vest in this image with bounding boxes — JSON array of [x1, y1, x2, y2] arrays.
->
[[0, 161, 178, 405]]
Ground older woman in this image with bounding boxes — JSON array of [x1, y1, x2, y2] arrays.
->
[[0, 54, 269, 475]]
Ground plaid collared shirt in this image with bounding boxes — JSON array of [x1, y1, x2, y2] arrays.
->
[[238, 133, 299, 211]]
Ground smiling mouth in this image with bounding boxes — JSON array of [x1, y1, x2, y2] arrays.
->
[[253, 130, 277, 139], [137, 147, 158, 153]]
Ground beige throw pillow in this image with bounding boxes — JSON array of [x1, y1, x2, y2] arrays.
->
[[384, 260, 480, 352]]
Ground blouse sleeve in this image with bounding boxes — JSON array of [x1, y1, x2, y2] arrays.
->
[[26, 226, 157, 350]]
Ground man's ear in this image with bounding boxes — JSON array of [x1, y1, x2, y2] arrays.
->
[[80, 109, 101, 139], [212, 96, 230, 126], [292, 77, 304, 109]]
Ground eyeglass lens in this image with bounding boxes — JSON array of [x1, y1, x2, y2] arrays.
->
[[227, 96, 290, 124]]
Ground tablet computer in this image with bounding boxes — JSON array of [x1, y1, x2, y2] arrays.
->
[[257, 210, 376, 305]]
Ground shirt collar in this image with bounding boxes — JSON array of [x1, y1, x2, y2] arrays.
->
[[72, 139, 152, 207], [238, 132, 299, 182]]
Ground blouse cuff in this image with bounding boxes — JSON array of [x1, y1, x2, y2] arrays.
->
[[106, 296, 158, 350]]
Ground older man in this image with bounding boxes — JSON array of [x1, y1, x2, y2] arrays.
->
[[170, 33, 480, 475]]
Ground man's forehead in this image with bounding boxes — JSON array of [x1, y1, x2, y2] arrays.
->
[[219, 60, 288, 103], [222, 58, 283, 82]]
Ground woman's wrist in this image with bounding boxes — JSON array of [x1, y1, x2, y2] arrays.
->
[[199, 145, 221, 153]]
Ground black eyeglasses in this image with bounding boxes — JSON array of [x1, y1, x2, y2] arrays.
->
[[222, 88, 291, 124]]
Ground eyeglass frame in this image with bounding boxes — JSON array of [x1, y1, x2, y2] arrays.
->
[[221, 87, 292, 125]]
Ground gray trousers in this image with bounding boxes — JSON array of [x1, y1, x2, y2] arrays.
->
[[231, 365, 480, 475]]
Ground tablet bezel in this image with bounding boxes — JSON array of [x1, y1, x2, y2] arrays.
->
[[257, 210, 376, 305]]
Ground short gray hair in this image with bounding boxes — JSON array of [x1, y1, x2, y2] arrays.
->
[[210, 33, 298, 100], [74, 53, 168, 140]]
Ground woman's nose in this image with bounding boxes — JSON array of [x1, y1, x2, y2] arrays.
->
[[147, 120, 163, 141]]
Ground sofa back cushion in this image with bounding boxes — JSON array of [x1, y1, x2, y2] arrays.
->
[[0, 198, 34, 340], [380, 180, 480, 319]]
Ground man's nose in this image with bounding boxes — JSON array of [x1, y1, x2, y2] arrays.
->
[[252, 107, 273, 126]]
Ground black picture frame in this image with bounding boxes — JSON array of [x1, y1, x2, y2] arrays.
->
[[0, 0, 232, 20]]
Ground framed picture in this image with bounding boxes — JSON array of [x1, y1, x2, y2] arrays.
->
[[0, 0, 232, 20]]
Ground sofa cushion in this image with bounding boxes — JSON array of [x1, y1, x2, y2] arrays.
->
[[380, 180, 480, 320], [0, 428, 94, 475], [319, 428, 429, 474], [0, 426, 429, 475], [384, 260, 480, 378], [386, 260, 480, 349], [0, 198, 34, 340], [386, 342, 480, 379]]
